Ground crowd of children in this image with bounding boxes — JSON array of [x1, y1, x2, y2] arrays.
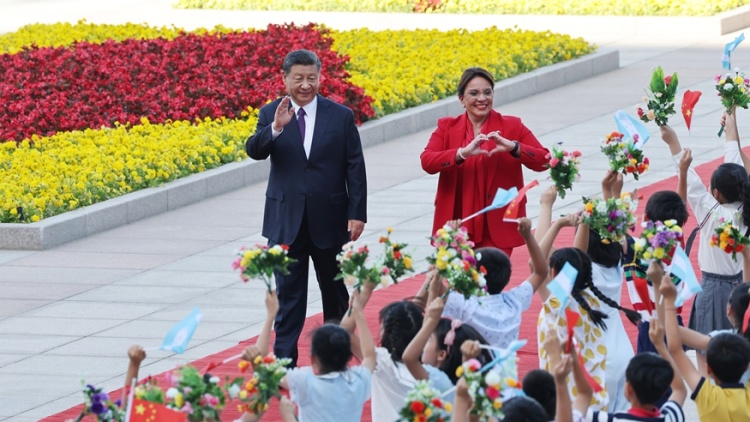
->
[[109, 113, 750, 421]]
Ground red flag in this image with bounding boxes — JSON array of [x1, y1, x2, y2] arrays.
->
[[130, 399, 186, 422], [682, 90, 702, 130], [503, 180, 540, 221], [633, 275, 653, 316], [742, 303, 750, 334], [565, 308, 580, 354], [576, 349, 604, 393]]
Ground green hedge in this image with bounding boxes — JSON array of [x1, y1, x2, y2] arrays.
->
[[173, 0, 750, 16]]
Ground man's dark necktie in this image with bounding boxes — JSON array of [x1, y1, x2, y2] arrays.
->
[[297, 108, 306, 141]]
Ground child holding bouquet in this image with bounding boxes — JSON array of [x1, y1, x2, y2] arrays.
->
[[660, 111, 750, 372], [420, 217, 549, 349], [239, 289, 375, 422]]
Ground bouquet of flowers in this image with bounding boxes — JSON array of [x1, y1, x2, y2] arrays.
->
[[582, 192, 639, 244], [232, 244, 296, 292], [379, 227, 414, 285], [715, 68, 750, 136], [633, 220, 684, 265], [638, 66, 678, 126], [545, 146, 582, 199], [600, 131, 649, 180], [133, 376, 166, 404], [455, 359, 519, 420], [235, 353, 292, 415], [336, 241, 384, 291], [163, 365, 228, 421], [74, 382, 124, 422], [427, 223, 487, 299], [710, 216, 750, 261], [397, 380, 452, 422]]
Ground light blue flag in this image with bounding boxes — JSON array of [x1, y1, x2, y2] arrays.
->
[[722, 33, 745, 70], [614, 110, 650, 148], [668, 245, 701, 307], [462, 186, 518, 223], [480, 339, 527, 372], [160, 307, 203, 354], [547, 262, 578, 311]]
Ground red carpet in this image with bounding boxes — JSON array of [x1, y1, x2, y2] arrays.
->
[[44, 149, 730, 421]]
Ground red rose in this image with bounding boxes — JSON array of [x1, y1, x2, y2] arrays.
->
[[637, 107, 644, 117], [410, 401, 426, 414], [665, 75, 672, 85]]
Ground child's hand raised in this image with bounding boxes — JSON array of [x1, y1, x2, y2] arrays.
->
[[460, 339, 481, 362], [543, 328, 563, 356], [648, 312, 666, 349], [425, 297, 444, 322], [540, 186, 557, 207], [646, 261, 664, 288], [660, 124, 678, 145], [127, 344, 146, 366], [517, 217, 532, 238], [553, 354, 573, 382], [556, 212, 581, 228], [446, 219, 462, 230], [679, 148, 693, 173], [265, 290, 279, 317], [242, 345, 262, 363], [659, 274, 678, 300]]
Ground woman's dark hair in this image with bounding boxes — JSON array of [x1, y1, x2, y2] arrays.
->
[[585, 229, 642, 326], [549, 248, 608, 329], [434, 319, 493, 384], [729, 282, 750, 341], [475, 247, 512, 294], [457, 67, 495, 97], [645, 191, 688, 226], [522, 369, 556, 421], [710, 163, 750, 227], [311, 324, 352, 373], [379, 300, 424, 362]]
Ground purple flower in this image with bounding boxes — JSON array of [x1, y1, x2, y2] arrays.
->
[[91, 402, 105, 415]]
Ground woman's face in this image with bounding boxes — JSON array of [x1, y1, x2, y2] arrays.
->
[[460, 76, 494, 121]]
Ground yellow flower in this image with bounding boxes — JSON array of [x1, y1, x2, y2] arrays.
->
[[643, 251, 652, 259], [455, 366, 464, 378], [387, 227, 393, 233], [585, 202, 594, 213], [174, 392, 184, 408], [735, 76, 744, 85], [653, 248, 664, 259], [403, 256, 412, 269], [444, 403, 452, 413], [254, 355, 262, 365], [424, 408, 432, 417], [493, 399, 503, 409], [239, 390, 247, 399]]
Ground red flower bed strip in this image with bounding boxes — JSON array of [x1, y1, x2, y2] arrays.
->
[[0, 24, 374, 142]]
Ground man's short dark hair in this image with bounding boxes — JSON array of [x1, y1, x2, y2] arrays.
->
[[282, 49, 321, 75], [625, 353, 673, 406], [475, 247, 511, 294], [707, 332, 750, 383], [645, 191, 688, 226]]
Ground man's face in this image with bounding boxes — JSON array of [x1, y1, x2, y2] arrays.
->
[[283, 64, 320, 107]]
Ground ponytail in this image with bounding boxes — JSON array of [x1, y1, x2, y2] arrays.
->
[[589, 284, 642, 325], [571, 289, 608, 330], [550, 247, 609, 330]]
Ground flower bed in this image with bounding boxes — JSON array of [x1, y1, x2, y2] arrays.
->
[[172, 0, 750, 16], [1, 22, 594, 223]]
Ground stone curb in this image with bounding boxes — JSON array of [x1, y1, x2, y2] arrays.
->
[[0, 48, 619, 250]]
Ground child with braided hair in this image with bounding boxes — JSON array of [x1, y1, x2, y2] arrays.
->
[[537, 247, 610, 411], [574, 223, 641, 412]]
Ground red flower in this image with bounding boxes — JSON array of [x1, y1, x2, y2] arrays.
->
[[394, 250, 402, 259], [281, 244, 289, 251], [262, 355, 276, 364], [431, 398, 443, 408], [665, 75, 672, 85], [637, 107, 644, 117], [410, 401, 426, 414], [486, 386, 500, 400]]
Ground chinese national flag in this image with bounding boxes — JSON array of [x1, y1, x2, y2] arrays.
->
[[129, 399, 186, 422], [682, 90, 702, 130], [565, 308, 579, 354], [503, 180, 539, 220]]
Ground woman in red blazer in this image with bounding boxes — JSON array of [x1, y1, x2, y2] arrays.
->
[[420, 67, 549, 255]]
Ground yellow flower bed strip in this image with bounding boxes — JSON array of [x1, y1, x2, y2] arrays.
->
[[0, 113, 256, 223], [171, 0, 750, 16]]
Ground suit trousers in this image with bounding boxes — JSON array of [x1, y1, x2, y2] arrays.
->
[[272, 212, 349, 367]]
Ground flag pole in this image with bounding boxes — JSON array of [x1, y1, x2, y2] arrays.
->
[[124, 377, 136, 422]]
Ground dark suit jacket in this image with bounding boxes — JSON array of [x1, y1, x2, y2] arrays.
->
[[246, 95, 367, 249]]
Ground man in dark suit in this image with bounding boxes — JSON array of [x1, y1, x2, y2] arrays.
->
[[246, 49, 367, 366]]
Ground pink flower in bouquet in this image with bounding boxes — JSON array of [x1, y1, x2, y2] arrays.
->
[[664, 75, 672, 85]]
